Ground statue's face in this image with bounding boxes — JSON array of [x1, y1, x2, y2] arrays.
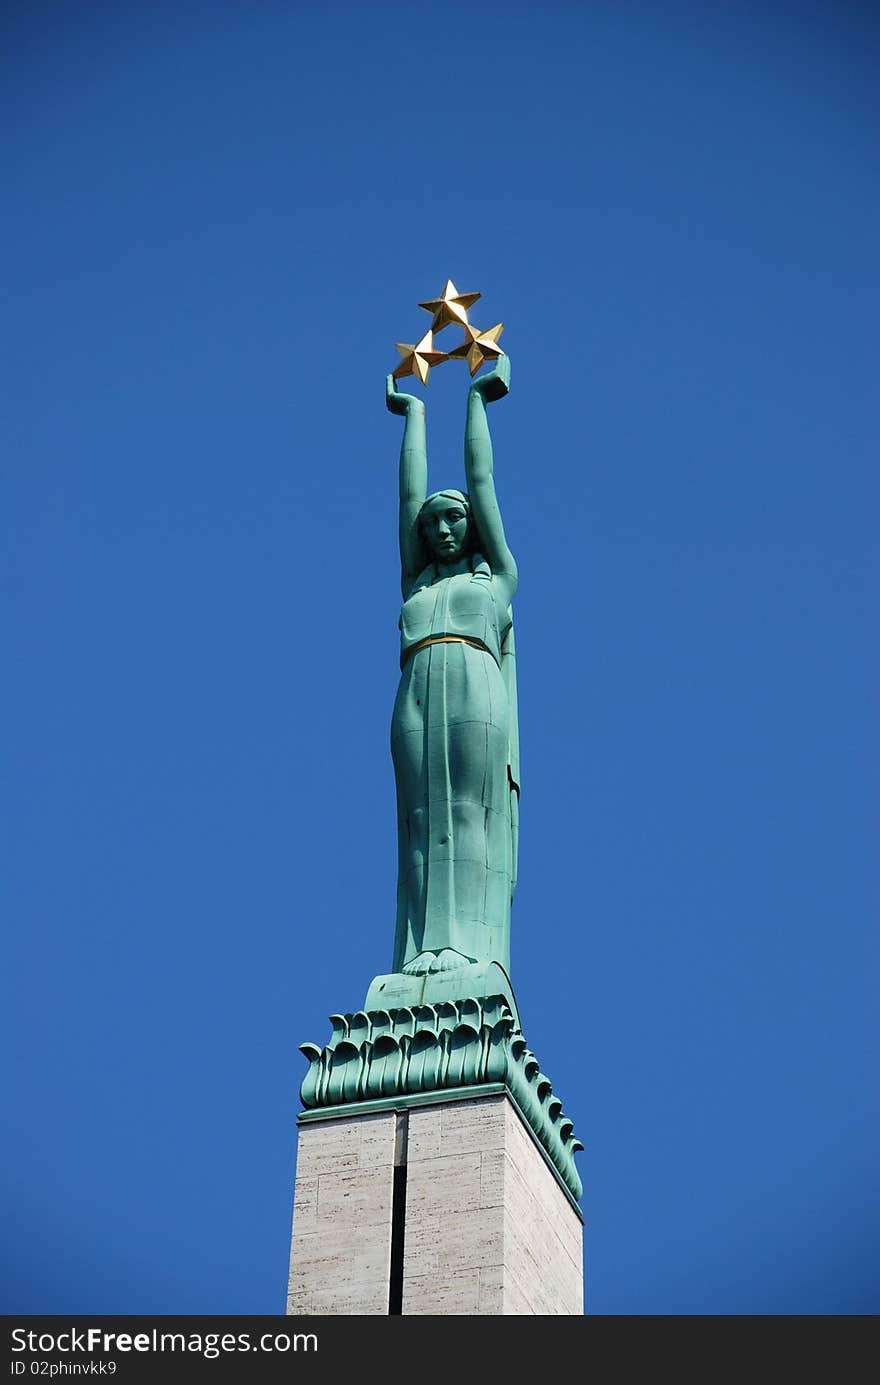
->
[[420, 496, 469, 563]]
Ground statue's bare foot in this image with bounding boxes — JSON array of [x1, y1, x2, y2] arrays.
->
[[401, 948, 473, 975], [401, 952, 434, 976], [429, 949, 472, 972]]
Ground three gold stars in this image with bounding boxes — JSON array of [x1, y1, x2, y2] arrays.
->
[[391, 279, 505, 384]]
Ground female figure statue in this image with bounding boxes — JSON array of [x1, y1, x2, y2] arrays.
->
[[386, 356, 520, 979]]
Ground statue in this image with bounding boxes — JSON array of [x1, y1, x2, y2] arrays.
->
[[296, 286, 583, 1207], [385, 352, 520, 980]]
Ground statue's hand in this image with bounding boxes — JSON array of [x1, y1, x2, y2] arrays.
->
[[386, 374, 424, 416], [469, 353, 510, 404]]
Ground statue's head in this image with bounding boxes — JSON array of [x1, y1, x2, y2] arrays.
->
[[418, 490, 475, 565]]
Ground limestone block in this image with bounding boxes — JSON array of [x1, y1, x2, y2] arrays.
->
[[287, 1224, 392, 1315], [317, 1167, 396, 1226], [437, 1096, 506, 1156], [403, 1151, 482, 1220], [402, 1095, 583, 1316], [407, 1106, 443, 1162], [476, 1264, 506, 1315], [287, 1111, 397, 1316], [403, 1268, 481, 1316]]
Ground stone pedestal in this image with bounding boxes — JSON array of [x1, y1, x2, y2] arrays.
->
[[287, 1093, 584, 1316]]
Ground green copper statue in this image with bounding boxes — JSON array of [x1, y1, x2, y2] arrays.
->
[[385, 354, 520, 980], [298, 340, 583, 1204]]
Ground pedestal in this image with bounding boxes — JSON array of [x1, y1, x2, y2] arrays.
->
[[287, 1091, 584, 1316]]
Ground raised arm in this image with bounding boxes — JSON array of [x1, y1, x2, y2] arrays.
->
[[387, 374, 428, 596], [464, 355, 517, 600]]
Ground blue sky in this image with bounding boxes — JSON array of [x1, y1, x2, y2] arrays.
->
[[2, 1, 876, 1314]]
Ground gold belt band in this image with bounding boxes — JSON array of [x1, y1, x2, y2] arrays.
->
[[401, 634, 493, 668]]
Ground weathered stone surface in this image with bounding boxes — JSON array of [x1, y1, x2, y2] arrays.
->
[[288, 1094, 583, 1315], [403, 1268, 481, 1316], [287, 1112, 396, 1315], [404, 1150, 482, 1220], [407, 1107, 442, 1163], [402, 1096, 583, 1315]]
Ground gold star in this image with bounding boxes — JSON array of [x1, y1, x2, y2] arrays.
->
[[392, 329, 448, 385], [447, 322, 505, 376], [418, 279, 482, 333]]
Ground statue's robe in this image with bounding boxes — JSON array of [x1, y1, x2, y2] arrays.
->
[[391, 555, 519, 973]]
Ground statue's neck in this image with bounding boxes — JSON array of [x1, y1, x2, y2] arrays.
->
[[434, 557, 471, 579]]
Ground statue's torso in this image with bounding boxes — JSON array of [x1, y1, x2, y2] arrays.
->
[[399, 569, 509, 664]]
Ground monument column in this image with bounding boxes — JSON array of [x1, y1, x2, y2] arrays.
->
[[286, 283, 584, 1315]]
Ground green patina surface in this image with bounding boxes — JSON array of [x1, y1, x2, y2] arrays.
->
[[296, 354, 584, 1207], [386, 357, 519, 980], [300, 996, 583, 1202]]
